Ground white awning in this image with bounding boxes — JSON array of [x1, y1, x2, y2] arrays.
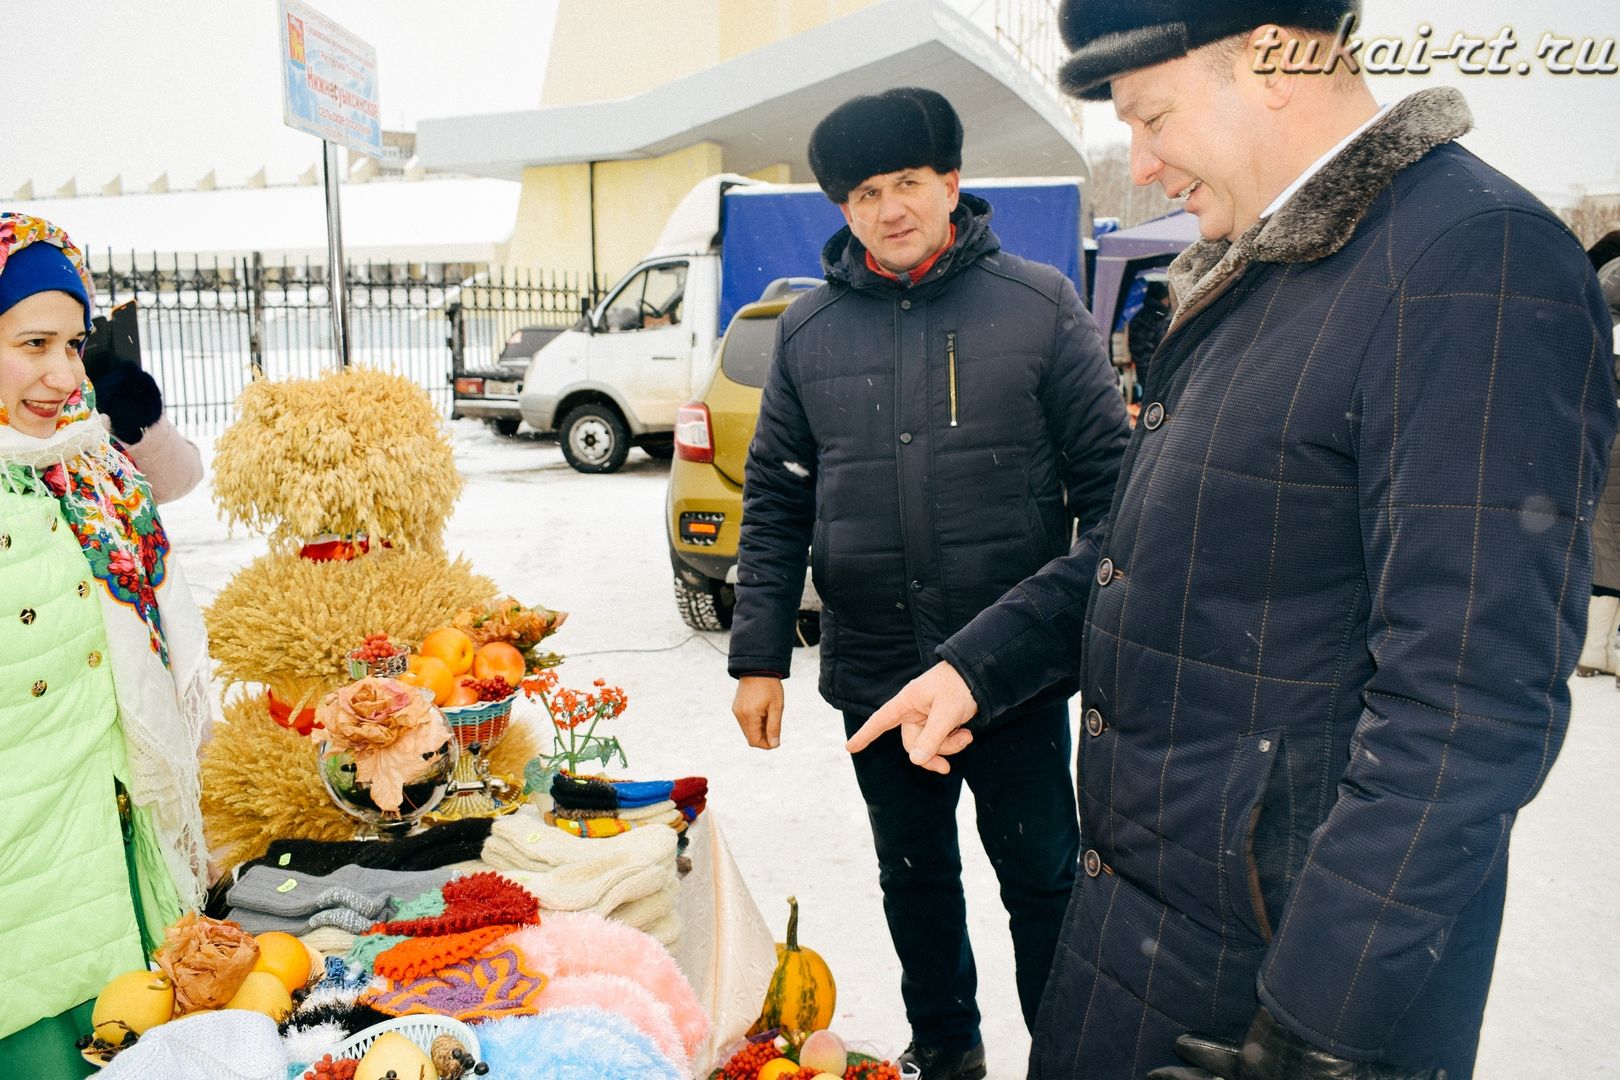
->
[[418, 0, 1087, 183]]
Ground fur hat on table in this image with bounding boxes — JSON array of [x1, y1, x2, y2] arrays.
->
[[1056, 0, 1361, 100], [807, 87, 963, 203]]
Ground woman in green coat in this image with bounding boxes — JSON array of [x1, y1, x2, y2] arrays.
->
[[0, 214, 212, 1076]]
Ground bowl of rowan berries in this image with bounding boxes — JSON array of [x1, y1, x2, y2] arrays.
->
[[346, 633, 410, 680], [440, 676, 517, 751]]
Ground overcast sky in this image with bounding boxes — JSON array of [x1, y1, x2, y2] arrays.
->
[[1, 0, 1614, 202]]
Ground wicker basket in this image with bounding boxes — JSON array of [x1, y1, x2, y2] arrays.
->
[[441, 692, 515, 751], [345, 645, 410, 681], [317, 1013, 481, 1064]]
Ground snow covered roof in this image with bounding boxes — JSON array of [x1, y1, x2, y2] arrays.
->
[[418, 0, 1088, 183], [5, 176, 521, 265]]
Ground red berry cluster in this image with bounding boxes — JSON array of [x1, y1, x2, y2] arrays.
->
[[302, 1055, 359, 1080], [462, 676, 513, 702], [845, 1061, 901, 1080], [351, 633, 400, 662], [720, 1040, 785, 1079]]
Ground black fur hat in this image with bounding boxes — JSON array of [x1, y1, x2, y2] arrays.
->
[[807, 87, 963, 204], [1057, 0, 1360, 101]]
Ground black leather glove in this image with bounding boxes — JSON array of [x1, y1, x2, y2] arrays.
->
[[1145, 1007, 1445, 1080], [91, 364, 163, 445]]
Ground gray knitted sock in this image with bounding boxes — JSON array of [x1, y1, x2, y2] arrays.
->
[[227, 865, 455, 921]]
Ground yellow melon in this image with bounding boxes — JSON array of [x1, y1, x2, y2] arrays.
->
[[357, 1031, 438, 1080], [91, 970, 175, 1042], [222, 971, 293, 1021]]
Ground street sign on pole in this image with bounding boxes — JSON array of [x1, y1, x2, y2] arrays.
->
[[278, 0, 380, 366]]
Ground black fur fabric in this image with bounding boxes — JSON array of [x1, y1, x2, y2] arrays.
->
[[1056, 0, 1361, 99], [91, 363, 163, 445], [807, 87, 963, 203]]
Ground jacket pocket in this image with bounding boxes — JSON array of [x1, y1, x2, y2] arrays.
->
[[809, 521, 829, 600], [1219, 728, 1284, 944]]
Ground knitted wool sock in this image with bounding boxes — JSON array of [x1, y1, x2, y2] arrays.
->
[[374, 872, 539, 936], [484, 805, 675, 873], [307, 906, 388, 934], [392, 887, 449, 921], [550, 773, 620, 810], [615, 800, 677, 822], [669, 776, 707, 804], [491, 837, 676, 914], [345, 933, 409, 978], [608, 885, 677, 935], [373, 924, 520, 982], [228, 865, 455, 918], [245, 818, 494, 875], [548, 805, 621, 820], [608, 779, 675, 809], [547, 815, 634, 838], [300, 926, 358, 958]]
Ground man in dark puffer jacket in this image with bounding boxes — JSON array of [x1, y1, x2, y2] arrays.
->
[[728, 88, 1129, 1080]]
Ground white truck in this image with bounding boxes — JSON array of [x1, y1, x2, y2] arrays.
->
[[517, 173, 1090, 473]]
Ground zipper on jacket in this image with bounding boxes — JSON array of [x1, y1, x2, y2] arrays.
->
[[947, 331, 959, 427]]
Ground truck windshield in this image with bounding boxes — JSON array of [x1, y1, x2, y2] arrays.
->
[[719, 314, 779, 389]]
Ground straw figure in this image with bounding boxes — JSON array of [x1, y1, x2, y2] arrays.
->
[[200, 367, 543, 864]]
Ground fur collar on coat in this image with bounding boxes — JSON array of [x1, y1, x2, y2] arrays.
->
[[1168, 87, 1473, 320]]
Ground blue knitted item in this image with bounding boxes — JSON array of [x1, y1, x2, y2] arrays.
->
[[478, 1007, 683, 1079], [610, 779, 675, 808]]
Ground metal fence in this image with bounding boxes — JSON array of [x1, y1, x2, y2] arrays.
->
[[85, 251, 602, 435]]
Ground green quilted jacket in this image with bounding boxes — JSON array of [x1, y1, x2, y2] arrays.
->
[[0, 467, 180, 1039]]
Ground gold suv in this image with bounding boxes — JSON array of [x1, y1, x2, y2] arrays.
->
[[665, 280, 817, 629]]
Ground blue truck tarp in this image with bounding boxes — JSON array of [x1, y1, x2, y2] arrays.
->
[[718, 180, 1085, 334]]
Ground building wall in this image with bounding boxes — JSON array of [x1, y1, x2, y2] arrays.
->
[[540, 0, 878, 105], [507, 143, 726, 285]]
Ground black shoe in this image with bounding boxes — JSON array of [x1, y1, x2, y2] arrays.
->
[[897, 1042, 988, 1080]]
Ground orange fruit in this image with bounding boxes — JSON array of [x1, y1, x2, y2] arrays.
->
[[471, 641, 526, 687], [419, 627, 475, 676], [758, 1059, 802, 1080], [444, 679, 480, 707], [400, 654, 454, 706], [251, 931, 312, 994]]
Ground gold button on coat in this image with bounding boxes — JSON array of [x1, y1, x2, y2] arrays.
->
[[88, 651, 102, 668], [30, 680, 46, 697], [19, 608, 35, 625]]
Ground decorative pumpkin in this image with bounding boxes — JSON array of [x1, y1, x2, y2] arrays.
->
[[750, 896, 836, 1035]]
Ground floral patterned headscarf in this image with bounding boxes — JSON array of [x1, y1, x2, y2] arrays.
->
[[0, 212, 173, 661], [0, 213, 208, 907]]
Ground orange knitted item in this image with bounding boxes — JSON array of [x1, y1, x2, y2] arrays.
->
[[373, 871, 539, 936], [373, 924, 520, 982]]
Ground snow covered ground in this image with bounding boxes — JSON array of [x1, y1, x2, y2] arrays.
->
[[161, 419, 1619, 1079]]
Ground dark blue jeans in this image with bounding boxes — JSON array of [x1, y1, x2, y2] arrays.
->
[[843, 701, 1080, 1052]]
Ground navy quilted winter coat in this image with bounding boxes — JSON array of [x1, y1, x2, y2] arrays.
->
[[940, 90, 1617, 1077], [729, 195, 1129, 716]]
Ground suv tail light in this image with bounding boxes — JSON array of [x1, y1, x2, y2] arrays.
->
[[454, 376, 484, 395], [675, 403, 714, 463]]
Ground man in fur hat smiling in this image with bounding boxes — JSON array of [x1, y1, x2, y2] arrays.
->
[[729, 88, 1129, 1079], [848, 3, 1617, 1079]]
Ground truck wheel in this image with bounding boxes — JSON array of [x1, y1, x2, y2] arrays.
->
[[559, 404, 630, 474], [673, 577, 734, 631], [487, 418, 521, 437]]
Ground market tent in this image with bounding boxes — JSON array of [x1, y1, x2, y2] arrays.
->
[[1091, 210, 1200, 350]]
